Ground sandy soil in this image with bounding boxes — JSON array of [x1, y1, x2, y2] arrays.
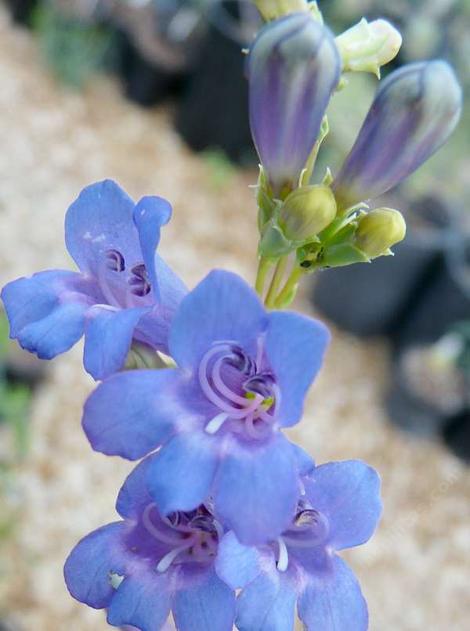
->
[[0, 7, 468, 630]]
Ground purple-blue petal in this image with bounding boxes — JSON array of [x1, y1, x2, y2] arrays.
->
[[83, 305, 148, 380], [107, 573, 172, 631], [304, 460, 382, 551], [65, 180, 141, 276], [146, 431, 218, 515], [133, 196, 172, 301], [248, 13, 340, 193], [290, 443, 315, 476], [82, 369, 180, 460], [169, 270, 268, 370], [297, 556, 368, 631], [172, 568, 235, 631], [333, 61, 462, 209], [214, 433, 299, 545], [215, 531, 265, 590], [236, 567, 297, 631], [265, 311, 330, 427], [1, 270, 96, 360], [115, 455, 156, 520], [64, 522, 127, 609]]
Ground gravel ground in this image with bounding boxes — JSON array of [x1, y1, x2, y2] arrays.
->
[[0, 8, 468, 631]]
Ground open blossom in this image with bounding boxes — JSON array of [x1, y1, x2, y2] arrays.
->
[[248, 12, 341, 195], [1, 180, 186, 380], [216, 460, 382, 631], [83, 270, 329, 544], [333, 61, 462, 210], [64, 457, 235, 631]]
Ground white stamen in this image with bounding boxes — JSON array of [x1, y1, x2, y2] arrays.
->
[[156, 544, 190, 573], [205, 412, 229, 434], [277, 537, 289, 572]]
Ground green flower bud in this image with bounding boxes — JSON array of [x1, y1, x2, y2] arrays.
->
[[255, 0, 309, 21], [279, 185, 337, 241], [336, 18, 402, 77], [354, 208, 406, 257]]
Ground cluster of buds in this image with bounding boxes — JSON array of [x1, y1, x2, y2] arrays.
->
[[251, 2, 462, 307]]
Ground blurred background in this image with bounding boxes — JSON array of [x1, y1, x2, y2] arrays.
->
[[0, 0, 468, 629]]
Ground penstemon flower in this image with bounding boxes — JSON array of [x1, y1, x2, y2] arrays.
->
[[82, 270, 329, 544], [1, 180, 186, 380], [1, 3, 462, 629], [64, 457, 236, 631], [216, 460, 382, 631]]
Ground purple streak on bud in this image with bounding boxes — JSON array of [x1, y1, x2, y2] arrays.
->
[[333, 60, 463, 209], [248, 13, 341, 194]]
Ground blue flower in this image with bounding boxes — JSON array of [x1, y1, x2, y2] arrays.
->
[[64, 457, 235, 631], [248, 12, 341, 195], [215, 460, 382, 631], [82, 269, 329, 544], [1, 180, 187, 380], [333, 61, 462, 210]]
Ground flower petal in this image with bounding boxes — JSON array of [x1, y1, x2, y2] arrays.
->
[[298, 556, 368, 631], [214, 433, 299, 545], [265, 311, 330, 427], [82, 369, 181, 460], [83, 305, 148, 380], [133, 196, 172, 301], [146, 431, 218, 515], [304, 460, 382, 551], [107, 573, 172, 631], [1, 270, 95, 360], [115, 455, 156, 519], [172, 568, 235, 631], [153, 254, 188, 313], [215, 531, 265, 590], [65, 180, 141, 276], [169, 270, 268, 370], [64, 522, 126, 609], [236, 567, 297, 631]]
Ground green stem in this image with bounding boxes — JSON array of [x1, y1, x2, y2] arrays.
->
[[274, 266, 304, 308], [255, 256, 272, 297], [265, 257, 288, 308]]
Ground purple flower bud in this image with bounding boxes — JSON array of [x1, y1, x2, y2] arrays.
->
[[333, 60, 462, 210], [248, 13, 341, 195]]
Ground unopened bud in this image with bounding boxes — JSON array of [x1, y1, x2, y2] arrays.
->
[[333, 61, 462, 210], [355, 208, 406, 258], [248, 13, 341, 196], [255, 0, 309, 21], [280, 185, 337, 241], [336, 18, 402, 76]]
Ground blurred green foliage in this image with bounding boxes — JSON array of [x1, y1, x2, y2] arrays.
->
[[0, 313, 32, 542], [453, 321, 470, 379], [31, 1, 115, 88], [0, 315, 30, 460]]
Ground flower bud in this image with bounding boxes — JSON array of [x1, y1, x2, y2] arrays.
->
[[248, 13, 341, 195], [335, 18, 402, 76], [354, 208, 406, 258], [279, 185, 337, 241], [255, 0, 309, 21], [333, 61, 462, 210]]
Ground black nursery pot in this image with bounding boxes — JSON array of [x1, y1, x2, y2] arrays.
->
[[311, 196, 467, 339], [3, 0, 38, 26], [385, 221, 470, 454], [443, 408, 470, 463], [175, 0, 258, 163]]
